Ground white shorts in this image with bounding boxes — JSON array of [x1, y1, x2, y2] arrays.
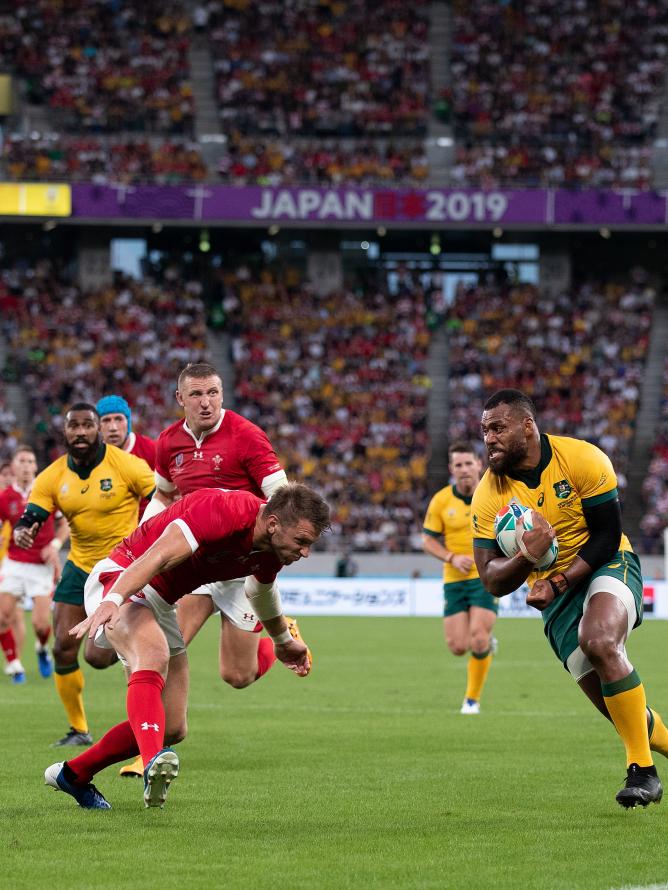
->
[[566, 576, 638, 681], [188, 578, 262, 633], [0, 558, 54, 601], [84, 557, 186, 663]]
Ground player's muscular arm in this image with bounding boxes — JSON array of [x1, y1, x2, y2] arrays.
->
[[474, 546, 535, 597]]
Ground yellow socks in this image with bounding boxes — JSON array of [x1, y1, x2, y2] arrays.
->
[[602, 670, 652, 767], [465, 650, 492, 703], [54, 664, 88, 733], [648, 707, 668, 758]]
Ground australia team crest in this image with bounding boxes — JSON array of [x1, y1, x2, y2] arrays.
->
[[553, 479, 572, 499]]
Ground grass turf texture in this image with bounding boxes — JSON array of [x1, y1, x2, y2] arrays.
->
[[3, 616, 668, 890]]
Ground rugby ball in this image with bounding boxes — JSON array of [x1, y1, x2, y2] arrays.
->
[[494, 503, 558, 571]]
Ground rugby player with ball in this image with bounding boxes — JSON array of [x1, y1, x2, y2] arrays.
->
[[471, 388, 668, 809]]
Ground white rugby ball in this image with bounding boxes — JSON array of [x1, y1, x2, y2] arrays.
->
[[493, 503, 558, 571]]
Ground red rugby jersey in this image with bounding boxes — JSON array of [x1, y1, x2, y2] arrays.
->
[[128, 432, 157, 470], [0, 484, 56, 564], [109, 488, 283, 604], [154, 410, 283, 497]]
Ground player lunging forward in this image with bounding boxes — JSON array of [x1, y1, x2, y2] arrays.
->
[[44, 483, 330, 810]]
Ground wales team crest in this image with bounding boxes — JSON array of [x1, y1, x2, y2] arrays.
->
[[553, 479, 572, 499], [100, 478, 113, 492]]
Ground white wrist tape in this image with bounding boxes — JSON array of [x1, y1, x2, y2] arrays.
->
[[50, 538, 63, 552], [517, 535, 540, 564], [140, 496, 167, 525], [272, 628, 293, 645], [244, 576, 282, 623], [105, 593, 124, 608]]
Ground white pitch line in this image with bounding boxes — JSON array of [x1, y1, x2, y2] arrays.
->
[[610, 884, 668, 890]]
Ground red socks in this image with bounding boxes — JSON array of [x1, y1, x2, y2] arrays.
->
[[68, 721, 138, 783], [127, 670, 166, 767], [0, 628, 17, 662], [255, 636, 277, 680], [67, 670, 166, 784]]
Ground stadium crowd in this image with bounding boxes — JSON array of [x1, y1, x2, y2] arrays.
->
[[450, 0, 668, 188], [217, 135, 429, 186], [218, 262, 432, 552], [640, 359, 668, 553], [0, 259, 209, 462], [0, 0, 194, 134], [450, 144, 653, 190], [446, 273, 655, 494], [1, 134, 208, 185], [208, 0, 430, 137]]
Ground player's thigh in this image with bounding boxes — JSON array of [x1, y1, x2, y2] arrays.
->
[[106, 602, 170, 675], [31, 594, 52, 631], [444, 611, 470, 653], [176, 591, 215, 646], [0, 589, 18, 624], [163, 651, 189, 742], [220, 615, 260, 669]]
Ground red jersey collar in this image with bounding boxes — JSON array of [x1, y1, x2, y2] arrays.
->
[[182, 410, 225, 447]]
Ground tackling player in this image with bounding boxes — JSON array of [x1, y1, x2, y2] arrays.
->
[[0, 446, 68, 683], [422, 442, 498, 715], [472, 388, 668, 809], [14, 403, 155, 747], [44, 482, 330, 810]]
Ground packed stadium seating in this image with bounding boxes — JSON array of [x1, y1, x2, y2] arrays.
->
[[0, 260, 209, 462], [208, 0, 430, 138], [0, 0, 194, 134], [640, 361, 668, 553], [446, 274, 655, 495], [450, 0, 668, 188], [1, 134, 208, 184]]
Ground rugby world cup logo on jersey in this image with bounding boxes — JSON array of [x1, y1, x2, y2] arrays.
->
[[175, 453, 183, 467]]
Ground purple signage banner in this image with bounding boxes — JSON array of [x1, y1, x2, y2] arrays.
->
[[70, 184, 668, 226]]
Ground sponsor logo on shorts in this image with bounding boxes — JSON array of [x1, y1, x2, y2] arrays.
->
[[553, 479, 572, 499]]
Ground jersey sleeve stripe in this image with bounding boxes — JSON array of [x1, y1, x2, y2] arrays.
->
[[582, 488, 618, 508], [474, 537, 498, 549], [26, 503, 50, 522], [155, 471, 177, 493], [422, 527, 441, 538], [170, 518, 200, 553]]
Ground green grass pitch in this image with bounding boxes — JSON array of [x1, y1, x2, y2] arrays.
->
[[3, 616, 668, 890]]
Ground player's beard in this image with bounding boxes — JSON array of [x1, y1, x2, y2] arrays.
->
[[488, 437, 529, 476], [66, 437, 101, 465]]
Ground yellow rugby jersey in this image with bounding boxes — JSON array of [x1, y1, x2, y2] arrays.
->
[[471, 433, 632, 584], [27, 444, 155, 573], [423, 484, 479, 583], [0, 519, 9, 561]]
